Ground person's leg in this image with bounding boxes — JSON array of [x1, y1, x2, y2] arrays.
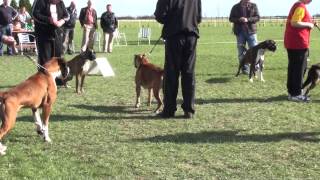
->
[[247, 33, 258, 47], [68, 29, 74, 54], [5, 25, 13, 55], [162, 35, 183, 115], [181, 35, 197, 115], [287, 49, 308, 96], [36, 37, 53, 66], [108, 32, 114, 53], [103, 32, 109, 53], [87, 27, 95, 51], [62, 28, 69, 54], [236, 32, 249, 73], [81, 26, 90, 52]]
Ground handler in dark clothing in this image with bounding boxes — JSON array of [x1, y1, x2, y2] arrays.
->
[[32, 0, 69, 66], [154, 0, 202, 119]]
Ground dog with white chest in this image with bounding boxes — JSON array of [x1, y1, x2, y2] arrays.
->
[[236, 39, 277, 82], [0, 57, 69, 155]]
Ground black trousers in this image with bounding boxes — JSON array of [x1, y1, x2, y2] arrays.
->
[[286, 49, 308, 96], [163, 34, 198, 114]]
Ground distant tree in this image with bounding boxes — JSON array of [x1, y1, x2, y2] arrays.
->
[[19, 0, 32, 13], [10, 0, 18, 9]]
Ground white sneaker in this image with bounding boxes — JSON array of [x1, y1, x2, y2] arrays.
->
[[288, 94, 310, 102]]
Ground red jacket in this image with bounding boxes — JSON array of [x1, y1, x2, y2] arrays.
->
[[284, 2, 312, 49]]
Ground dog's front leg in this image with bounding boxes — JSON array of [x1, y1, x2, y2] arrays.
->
[[148, 89, 152, 106], [41, 105, 52, 143], [32, 109, 44, 136], [76, 74, 81, 94], [0, 142, 7, 155], [135, 85, 141, 108], [80, 74, 86, 94]]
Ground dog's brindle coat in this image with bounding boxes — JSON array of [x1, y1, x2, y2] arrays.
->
[[64, 50, 96, 94], [134, 54, 163, 113], [0, 57, 69, 155], [302, 63, 320, 96], [236, 40, 277, 82]]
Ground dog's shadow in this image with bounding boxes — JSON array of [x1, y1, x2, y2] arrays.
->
[[130, 130, 320, 144]]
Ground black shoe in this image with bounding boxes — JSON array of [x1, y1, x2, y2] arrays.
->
[[156, 111, 175, 119], [183, 112, 194, 119]]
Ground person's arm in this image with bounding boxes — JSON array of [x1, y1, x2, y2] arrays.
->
[[115, 16, 118, 28], [154, 0, 169, 24], [247, 4, 260, 23], [229, 5, 240, 23], [94, 9, 98, 29], [79, 8, 84, 27], [198, 0, 202, 24], [291, 7, 314, 29], [100, 12, 105, 30], [32, 0, 51, 25]]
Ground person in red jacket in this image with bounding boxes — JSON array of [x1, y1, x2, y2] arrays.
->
[[284, 0, 314, 102]]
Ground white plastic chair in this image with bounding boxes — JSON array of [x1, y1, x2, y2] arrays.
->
[[114, 29, 127, 46], [17, 33, 38, 55], [138, 27, 151, 45]]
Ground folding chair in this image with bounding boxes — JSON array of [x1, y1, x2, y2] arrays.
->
[[114, 29, 127, 46], [17, 33, 38, 55], [138, 27, 151, 45]]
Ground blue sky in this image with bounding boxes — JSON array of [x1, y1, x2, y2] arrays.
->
[[31, 0, 320, 17]]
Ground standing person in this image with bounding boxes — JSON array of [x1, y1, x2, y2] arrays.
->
[[18, 6, 32, 29], [100, 4, 118, 53], [0, 0, 18, 56], [32, 0, 69, 86], [284, 0, 314, 102], [63, 0, 77, 55], [229, 0, 260, 74], [79, 0, 97, 52], [154, 0, 202, 119]]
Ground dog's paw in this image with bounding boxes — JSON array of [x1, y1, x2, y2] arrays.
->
[[135, 103, 140, 108], [249, 78, 253, 83], [261, 79, 265, 82], [0, 143, 7, 155], [44, 137, 52, 143]]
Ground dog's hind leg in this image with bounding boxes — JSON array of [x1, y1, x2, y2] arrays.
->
[[135, 85, 141, 108], [0, 102, 18, 154], [0, 104, 7, 155], [153, 88, 163, 114], [32, 108, 43, 136]]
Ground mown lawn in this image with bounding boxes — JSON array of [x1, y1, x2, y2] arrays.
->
[[1, 21, 320, 179]]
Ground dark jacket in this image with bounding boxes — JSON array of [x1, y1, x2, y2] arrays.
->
[[0, 4, 18, 26], [79, 7, 97, 29], [64, 5, 77, 29], [154, 0, 202, 39], [100, 11, 118, 33], [229, 2, 260, 35], [32, 0, 69, 39]]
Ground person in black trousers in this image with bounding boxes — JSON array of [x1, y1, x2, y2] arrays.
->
[[32, 0, 69, 86], [32, 0, 69, 66], [154, 0, 202, 119]]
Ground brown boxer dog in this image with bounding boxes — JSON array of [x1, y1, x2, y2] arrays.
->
[[0, 57, 69, 155], [63, 49, 96, 94], [134, 54, 163, 113]]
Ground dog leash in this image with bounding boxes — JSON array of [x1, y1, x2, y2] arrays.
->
[[148, 36, 162, 54], [24, 55, 48, 72]]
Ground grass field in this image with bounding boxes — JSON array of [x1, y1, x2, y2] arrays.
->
[[1, 20, 320, 179]]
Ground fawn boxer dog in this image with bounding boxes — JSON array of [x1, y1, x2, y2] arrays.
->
[[64, 49, 96, 94], [134, 54, 163, 113], [236, 40, 277, 82], [302, 63, 320, 96], [0, 57, 69, 155]]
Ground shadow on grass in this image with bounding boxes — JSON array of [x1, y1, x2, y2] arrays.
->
[[132, 130, 320, 143], [206, 77, 232, 84], [196, 94, 288, 104], [16, 104, 163, 121]]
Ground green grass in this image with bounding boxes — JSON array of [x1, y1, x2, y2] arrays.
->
[[1, 21, 320, 179]]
